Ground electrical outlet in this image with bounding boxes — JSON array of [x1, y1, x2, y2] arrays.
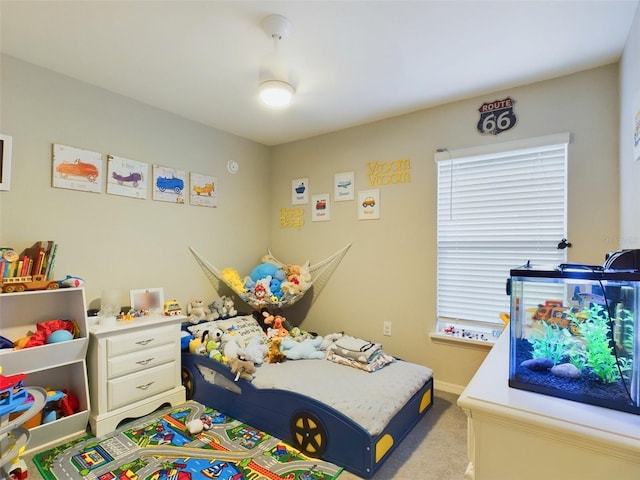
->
[[383, 321, 392, 336]]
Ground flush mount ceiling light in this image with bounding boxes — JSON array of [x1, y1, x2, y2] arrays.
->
[[259, 14, 295, 108], [258, 79, 294, 107]]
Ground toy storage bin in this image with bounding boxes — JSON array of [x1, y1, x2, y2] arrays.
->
[[509, 265, 640, 414], [17, 362, 90, 450], [0, 287, 91, 452]]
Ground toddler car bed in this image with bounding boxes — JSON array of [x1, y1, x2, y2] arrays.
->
[[181, 317, 434, 478]]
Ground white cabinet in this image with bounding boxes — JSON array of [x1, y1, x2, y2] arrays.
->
[[87, 314, 186, 436], [458, 333, 640, 480], [0, 287, 90, 452]]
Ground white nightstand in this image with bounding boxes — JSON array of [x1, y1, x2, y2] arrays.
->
[[87, 314, 186, 436]]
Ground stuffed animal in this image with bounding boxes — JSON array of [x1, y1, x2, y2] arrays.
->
[[209, 295, 237, 319], [221, 267, 247, 294], [320, 331, 345, 350], [189, 335, 206, 355], [289, 326, 317, 342], [186, 414, 213, 435], [187, 299, 217, 324], [220, 332, 242, 361], [238, 335, 267, 364], [229, 356, 256, 381], [222, 296, 237, 317], [203, 328, 224, 354], [267, 337, 286, 363], [263, 311, 289, 338], [280, 336, 325, 360]]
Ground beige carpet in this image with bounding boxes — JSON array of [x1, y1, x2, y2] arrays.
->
[[338, 390, 469, 480], [23, 390, 468, 479]]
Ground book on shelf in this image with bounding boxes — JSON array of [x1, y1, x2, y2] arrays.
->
[[0, 240, 58, 282]]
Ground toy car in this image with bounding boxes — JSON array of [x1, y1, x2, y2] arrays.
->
[[362, 197, 376, 207], [156, 176, 184, 194], [193, 183, 214, 196], [112, 171, 142, 187], [164, 300, 182, 316], [56, 159, 99, 182], [1, 274, 59, 293]]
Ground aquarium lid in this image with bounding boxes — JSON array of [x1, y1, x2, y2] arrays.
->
[[604, 249, 640, 271], [510, 263, 640, 281]]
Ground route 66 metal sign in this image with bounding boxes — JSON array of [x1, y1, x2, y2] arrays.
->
[[477, 97, 517, 135]]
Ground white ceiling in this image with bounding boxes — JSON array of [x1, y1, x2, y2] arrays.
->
[[1, 0, 638, 146]]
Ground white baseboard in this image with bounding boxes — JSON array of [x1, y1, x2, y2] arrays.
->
[[434, 379, 465, 395]]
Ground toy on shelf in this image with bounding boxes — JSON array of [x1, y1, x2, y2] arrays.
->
[[0, 241, 61, 293], [0, 367, 48, 480]]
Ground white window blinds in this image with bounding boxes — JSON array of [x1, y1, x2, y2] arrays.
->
[[436, 135, 569, 325]]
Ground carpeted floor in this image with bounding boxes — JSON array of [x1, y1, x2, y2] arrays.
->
[[338, 390, 469, 480], [23, 390, 468, 479]]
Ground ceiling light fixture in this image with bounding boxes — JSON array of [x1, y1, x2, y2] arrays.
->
[[259, 14, 295, 108]]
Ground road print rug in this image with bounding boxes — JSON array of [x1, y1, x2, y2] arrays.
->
[[33, 400, 343, 480]]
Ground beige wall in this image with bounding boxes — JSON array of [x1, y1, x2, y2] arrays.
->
[[620, 4, 640, 248], [0, 55, 271, 312], [0, 55, 623, 392], [269, 65, 620, 391]]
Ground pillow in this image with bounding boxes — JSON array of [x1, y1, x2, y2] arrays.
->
[[187, 315, 269, 347]]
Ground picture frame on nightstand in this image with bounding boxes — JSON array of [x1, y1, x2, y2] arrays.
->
[[130, 287, 164, 314]]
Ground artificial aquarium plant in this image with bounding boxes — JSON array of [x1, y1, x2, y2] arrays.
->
[[527, 321, 572, 366], [568, 304, 631, 383]]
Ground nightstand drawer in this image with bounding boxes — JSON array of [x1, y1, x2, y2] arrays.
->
[[107, 344, 174, 379], [106, 324, 175, 357], [107, 362, 176, 410]]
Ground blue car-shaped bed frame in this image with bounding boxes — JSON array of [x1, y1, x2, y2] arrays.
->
[[181, 350, 434, 479]]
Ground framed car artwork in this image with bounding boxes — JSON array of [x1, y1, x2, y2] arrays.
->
[[52, 143, 103, 193]]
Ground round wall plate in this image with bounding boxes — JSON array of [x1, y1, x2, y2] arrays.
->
[[227, 160, 239, 174]]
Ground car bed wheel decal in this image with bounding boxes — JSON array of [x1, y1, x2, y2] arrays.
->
[[290, 411, 327, 457], [181, 367, 194, 400]]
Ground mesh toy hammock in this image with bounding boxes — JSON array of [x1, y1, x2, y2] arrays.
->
[[189, 244, 351, 309]]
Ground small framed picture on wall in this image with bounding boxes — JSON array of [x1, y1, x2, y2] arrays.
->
[[334, 171, 354, 201], [291, 177, 309, 205], [0, 133, 13, 191], [358, 189, 380, 220]]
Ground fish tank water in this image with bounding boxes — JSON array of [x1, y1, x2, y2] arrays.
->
[[509, 258, 640, 414]]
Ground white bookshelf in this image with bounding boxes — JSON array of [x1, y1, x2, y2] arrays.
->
[[0, 287, 90, 452]]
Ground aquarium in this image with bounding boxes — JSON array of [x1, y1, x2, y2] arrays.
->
[[509, 260, 640, 414]]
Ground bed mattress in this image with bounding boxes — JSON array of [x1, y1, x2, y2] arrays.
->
[[250, 358, 434, 436]]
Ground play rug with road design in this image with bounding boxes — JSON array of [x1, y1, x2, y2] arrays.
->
[[33, 400, 343, 480]]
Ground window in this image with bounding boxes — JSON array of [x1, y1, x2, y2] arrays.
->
[[435, 133, 570, 333]]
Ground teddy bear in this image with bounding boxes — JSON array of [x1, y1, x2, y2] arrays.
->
[[187, 298, 218, 324], [222, 296, 237, 317], [209, 295, 237, 319], [280, 336, 325, 360], [229, 356, 256, 381]]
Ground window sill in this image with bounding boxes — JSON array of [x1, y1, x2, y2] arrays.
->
[[429, 332, 497, 350]]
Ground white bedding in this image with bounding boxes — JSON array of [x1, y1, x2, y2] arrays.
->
[[251, 358, 433, 436]]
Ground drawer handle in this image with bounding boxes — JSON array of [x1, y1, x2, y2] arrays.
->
[[137, 382, 154, 391], [136, 339, 154, 346], [136, 358, 154, 366]]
